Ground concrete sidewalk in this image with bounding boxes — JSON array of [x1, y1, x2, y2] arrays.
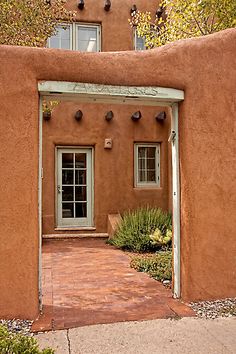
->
[[35, 317, 236, 354]]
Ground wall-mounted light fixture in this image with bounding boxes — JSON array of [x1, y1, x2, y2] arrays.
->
[[131, 111, 142, 121], [75, 110, 83, 121], [78, 0, 84, 10], [104, 0, 111, 11], [130, 4, 137, 16], [155, 111, 166, 122], [105, 111, 114, 121]]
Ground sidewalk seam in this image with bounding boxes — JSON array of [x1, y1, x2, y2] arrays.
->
[[66, 329, 71, 354]]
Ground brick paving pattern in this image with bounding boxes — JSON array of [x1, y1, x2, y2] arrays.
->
[[32, 239, 194, 332]]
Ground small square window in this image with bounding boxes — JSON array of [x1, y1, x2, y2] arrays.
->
[[134, 144, 160, 187]]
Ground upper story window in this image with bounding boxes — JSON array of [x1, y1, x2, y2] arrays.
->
[[134, 30, 146, 51], [48, 24, 72, 50], [134, 143, 160, 188], [48, 23, 101, 52], [77, 24, 100, 52]]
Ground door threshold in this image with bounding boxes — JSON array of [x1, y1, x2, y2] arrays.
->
[[43, 233, 108, 239], [55, 227, 96, 231]]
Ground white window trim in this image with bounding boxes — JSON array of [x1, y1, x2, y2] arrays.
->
[[75, 23, 101, 52], [47, 23, 73, 50], [48, 22, 101, 52], [134, 143, 160, 188]]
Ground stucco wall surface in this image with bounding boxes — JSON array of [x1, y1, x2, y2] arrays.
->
[[0, 28, 235, 318], [43, 103, 170, 234], [64, 0, 159, 52]]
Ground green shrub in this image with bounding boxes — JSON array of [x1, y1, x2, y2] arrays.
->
[[130, 251, 172, 281], [109, 207, 172, 252], [0, 325, 54, 354]]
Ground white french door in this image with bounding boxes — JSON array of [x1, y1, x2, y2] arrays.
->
[[56, 148, 93, 227]]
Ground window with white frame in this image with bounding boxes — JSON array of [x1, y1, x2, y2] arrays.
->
[[48, 24, 72, 50], [134, 30, 146, 50], [134, 144, 160, 187], [48, 23, 101, 52]]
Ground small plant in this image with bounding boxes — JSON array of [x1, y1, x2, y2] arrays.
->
[[149, 228, 172, 247], [0, 325, 54, 354], [109, 207, 172, 252], [42, 100, 60, 113], [130, 250, 172, 281]]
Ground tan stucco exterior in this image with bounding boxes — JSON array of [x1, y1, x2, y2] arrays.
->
[[42, 103, 171, 234], [64, 0, 159, 52], [0, 28, 235, 318]]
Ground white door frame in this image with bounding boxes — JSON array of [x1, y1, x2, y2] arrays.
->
[[56, 147, 93, 228], [38, 82, 184, 307]]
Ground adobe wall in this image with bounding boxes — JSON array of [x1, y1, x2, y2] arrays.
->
[[64, 0, 159, 51], [42, 103, 171, 234], [0, 28, 235, 318]]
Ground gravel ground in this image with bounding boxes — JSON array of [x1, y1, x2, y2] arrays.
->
[[0, 319, 33, 336], [190, 297, 236, 319]]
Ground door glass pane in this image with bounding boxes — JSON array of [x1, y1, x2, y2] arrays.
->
[[62, 153, 74, 168], [77, 26, 98, 52], [75, 153, 86, 168], [75, 170, 86, 185], [75, 186, 87, 201], [62, 170, 74, 185], [75, 203, 87, 217], [62, 203, 74, 218], [49, 25, 71, 49], [62, 186, 74, 201]]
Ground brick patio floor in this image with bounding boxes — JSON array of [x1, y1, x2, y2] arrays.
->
[[32, 239, 194, 332]]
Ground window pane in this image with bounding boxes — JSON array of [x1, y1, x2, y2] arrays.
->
[[138, 147, 146, 158], [138, 158, 146, 170], [62, 186, 74, 201], [136, 35, 146, 50], [75, 153, 86, 168], [62, 153, 74, 168], [147, 147, 156, 158], [138, 170, 146, 182], [62, 203, 74, 218], [75, 203, 87, 217], [147, 158, 156, 170], [49, 25, 71, 49], [62, 170, 74, 185], [147, 170, 156, 182], [75, 170, 86, 185], [77, 26, 98, 52], [75, 186, 87, 201]]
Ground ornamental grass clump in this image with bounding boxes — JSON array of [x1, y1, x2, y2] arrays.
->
[[109, 207, 172, 252], [0, 325, 54, 354]]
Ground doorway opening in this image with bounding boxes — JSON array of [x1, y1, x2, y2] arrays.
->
[[37, 82, 184, 327]]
